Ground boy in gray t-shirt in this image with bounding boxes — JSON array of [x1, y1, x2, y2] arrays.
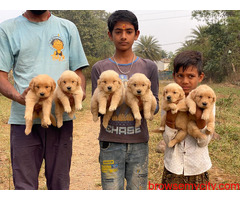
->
[[91, 10, 159, 190]]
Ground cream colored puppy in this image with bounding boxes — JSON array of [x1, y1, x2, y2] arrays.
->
[[91, 70, 124, 128], [54, 70, 83, 128], [24, 74, 56, 135], [186, 84, 216, 140], [159, 83, 188, 147], [125, 73, 157, 127]]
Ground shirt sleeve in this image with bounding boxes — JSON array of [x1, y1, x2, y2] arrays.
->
[[149, 62, 159, 114], [69, 24, 89, 71], [0, 28, 13, 72]]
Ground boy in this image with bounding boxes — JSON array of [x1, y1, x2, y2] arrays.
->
[[161, 50, 213, 190], [91, 10, 159, 190]]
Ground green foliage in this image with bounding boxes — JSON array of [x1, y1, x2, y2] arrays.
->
[[134, 35, 162, 61], [51, 10, 114, 59], [177, 10, 240, 83]]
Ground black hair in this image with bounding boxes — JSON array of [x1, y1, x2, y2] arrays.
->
[[173, 50, 203, 76], [107, 10, 139, 34]]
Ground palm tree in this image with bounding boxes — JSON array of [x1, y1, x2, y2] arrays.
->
[[134, 35, 162, 61]]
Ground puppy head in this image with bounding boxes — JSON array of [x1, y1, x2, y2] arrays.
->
[[127, 73, 151, 96], [190, 84, 216, 109], [163, 83, 185, 103], [97, 70, 122, 93], [58, 70, 81, 93], [29, 74, 56, 98]]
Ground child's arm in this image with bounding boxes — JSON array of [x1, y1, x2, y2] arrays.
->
[[195, 106, 207, 129]]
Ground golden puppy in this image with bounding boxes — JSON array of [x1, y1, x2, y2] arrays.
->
[[91, 70, 124, 128], [186, 84, 216, 140], [158, 83, 188, 147], [125, 73, 157, 127], [24, 74, 56, 135], [54, 70, 83, 128]]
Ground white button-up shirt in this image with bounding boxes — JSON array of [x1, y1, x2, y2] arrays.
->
[[163, 125, 212, 176]]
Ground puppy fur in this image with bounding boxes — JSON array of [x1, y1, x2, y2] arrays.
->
[[159, 83, 188, 147], [125, 73, 157, 127], [24, 74, 56, 135], [186, 84, 216, 140], [54, 70, 83, 128], [91, 70, 124, 128]]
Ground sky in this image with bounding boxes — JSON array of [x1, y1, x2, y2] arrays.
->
[[0, 0, 238, 54]]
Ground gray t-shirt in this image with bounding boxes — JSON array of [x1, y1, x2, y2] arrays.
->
[[91, 57, 159, 143]]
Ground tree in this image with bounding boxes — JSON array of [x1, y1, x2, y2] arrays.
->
[[51, 10, 114, 59], [133, 35, 162, 61]]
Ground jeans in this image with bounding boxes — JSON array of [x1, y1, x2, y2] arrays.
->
[[99, 142, 149, 190]]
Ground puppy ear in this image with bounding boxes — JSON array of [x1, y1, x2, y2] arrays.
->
[[57, 77, 62, 87], [188, 89, 197, 99], [51, 80, 56, 92], [29, 78, 35, 91], [212, 92, 217, 103], [97, 79, 101, 86], [77, 76, 81, 86], [179, 89, 185, 99], [147, 79, 151, 89], [127, 79, 132, 89]]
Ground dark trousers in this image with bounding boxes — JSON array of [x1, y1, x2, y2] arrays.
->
[[10, 121, 73, 190]]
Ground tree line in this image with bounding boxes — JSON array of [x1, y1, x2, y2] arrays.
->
[[52, 10, 240, 83]]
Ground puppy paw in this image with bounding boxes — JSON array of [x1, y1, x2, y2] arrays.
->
[[64, 106, 72, 113], [24, 114, 33, 121], [99, 108, 106, 115], [144, 113, 151, 120], [135, 119, 141, 127], [109, 105, 117, 112], [159, 126, 165, 132], [75, 104, 83, 111], [189, 107, 196, 115], [57, 121, 63, 128], [134, 113, 142, 121], [25, 128, 31, 135], [169, 104, 177, 110], [168, 140, 177, 148], [171, 108, 178, 114], [206, 127, 214, 135], [201, 113, 209, 121], [102, 121, 108, 129], [93, 115, 99, 122]]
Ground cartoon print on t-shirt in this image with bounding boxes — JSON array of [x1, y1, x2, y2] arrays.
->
[[50, 35, 65, 61]]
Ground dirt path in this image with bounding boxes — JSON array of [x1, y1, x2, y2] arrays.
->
[[70, 110, 101, 190]]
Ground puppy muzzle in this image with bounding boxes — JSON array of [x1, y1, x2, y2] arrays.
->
[[137, 90, 141, 95], [167, 96, 171, 102], [67, 86, 71, 91], [202, 102, 208, 107], [40, 93, 45, 97], [107, 86, 112, 91]]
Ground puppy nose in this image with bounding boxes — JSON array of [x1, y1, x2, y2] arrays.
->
[[67, 86, 71, 91], [107, 86, 112, 91], [167, 96, 171, 100], [137, 90, 141, 94], [202, 102, 207, 106], [40, 93, 45, 97]]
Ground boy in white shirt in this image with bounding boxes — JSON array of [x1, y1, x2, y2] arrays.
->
[[161, 50, 213, 190]]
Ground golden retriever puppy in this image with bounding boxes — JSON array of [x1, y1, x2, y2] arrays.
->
[[91, 70, 124, 128], [186, 84, 216, 140], [24, 74, 56, 135], [159, 83, 188, 147], [125, 73, 157, 127], [54, 70, 83, 128]]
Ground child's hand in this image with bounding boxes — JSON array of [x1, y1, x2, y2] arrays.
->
[[195, 106, 206, 129], [166, 110, 177, 129]]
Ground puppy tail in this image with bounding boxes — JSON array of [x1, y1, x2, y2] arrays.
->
[[50, 114, 57, 127]]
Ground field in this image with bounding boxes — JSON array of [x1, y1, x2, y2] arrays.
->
[[0, 81, 240, 190]]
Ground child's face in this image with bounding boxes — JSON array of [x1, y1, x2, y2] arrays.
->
[[173, 66, 204, 96], [108, 21, 140, 52]]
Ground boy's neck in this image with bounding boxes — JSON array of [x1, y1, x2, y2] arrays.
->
[[113, 50, 135, 64]]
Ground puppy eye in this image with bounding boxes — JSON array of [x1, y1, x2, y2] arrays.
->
[[36, 86, 39, 89], [173, 91, 177, 94], [63, 81, 66, 84], [103, 81, 107, 84], [72, 81, 75, 83], [46, 86, 49, 89], [113, 80, 116, 83], [134, 84, 137, 87], [142, 84, 145, 87], [199, 95, 202, 98], [208, 96, 211, 99]]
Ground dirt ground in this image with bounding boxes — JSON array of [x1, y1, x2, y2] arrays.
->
[[70, 110, 101, 190]]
